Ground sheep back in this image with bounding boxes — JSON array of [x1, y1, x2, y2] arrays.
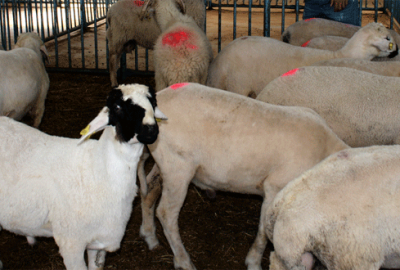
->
[[154, 23, 213, 90], [266, 145, 400, 269], [257, 66, 400, 147], [151, 83, 348, 195], [312, 58, 400, 77]]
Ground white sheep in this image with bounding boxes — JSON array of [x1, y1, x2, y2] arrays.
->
[[140, 0, 213, 91], [0, 84, 167, 270], [257, 66, 400, 147], [281, 18, 400, 61], [138, 82, 349, 270], [0, 32, 49, 127], [106, 0, 206, 87], [206, 22, 397, 98], [265, 145, 400, 270], [310, 58, 400, 77]]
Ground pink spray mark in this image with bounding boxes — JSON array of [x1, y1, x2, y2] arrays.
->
[[281, 68, 299, 77], [133, 0, 144, 7], [304, 18, 317, 22], [162, 30, 198, 50], [170, 83, 189, 90], [301, 40, 311, 47]]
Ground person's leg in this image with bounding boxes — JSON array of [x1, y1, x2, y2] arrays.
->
[[324, 0, 361, 26]]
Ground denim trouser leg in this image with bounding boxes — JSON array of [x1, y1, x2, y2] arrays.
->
[[303, 0, 360, 26]]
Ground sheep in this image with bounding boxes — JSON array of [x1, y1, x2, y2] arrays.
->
[[310, 58, 400, 77], [281, 18, 400, 61], [256, 66, 400, 147], [0, 83, 167, 270], [206, 22, 397, 98], [0, 32, 49, 127], [140, 0, 213, 91], [106, 0, 206, 87], [138, 82, 349, 270], [301, 35, 349, 50], [265, 145, 400, 270]]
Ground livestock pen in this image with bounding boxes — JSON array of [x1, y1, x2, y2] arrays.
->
[[0, 0, 399, 269]]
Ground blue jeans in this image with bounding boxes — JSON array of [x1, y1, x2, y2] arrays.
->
[[303, 0, 361, 26]]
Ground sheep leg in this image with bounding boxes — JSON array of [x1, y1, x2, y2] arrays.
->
[[31, 88, 47, 128], [156, 169, 196, 270], [87, 249, 106, 270], [140, 164, 162, 250], [58, 242, 87, 270], [246, 182, 280, 270], [109, 50, 123, 88]]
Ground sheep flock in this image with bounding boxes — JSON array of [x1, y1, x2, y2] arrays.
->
[[2, 2, 400, 270]]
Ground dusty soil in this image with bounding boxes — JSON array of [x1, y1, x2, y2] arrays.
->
[[0, 7, 397, 270]]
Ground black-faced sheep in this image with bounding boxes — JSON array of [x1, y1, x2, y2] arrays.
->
[[0, 84, 167, 270]]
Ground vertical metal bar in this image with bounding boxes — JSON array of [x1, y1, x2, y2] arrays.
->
[[46, 0, 51, 37], [374, 0, 378, 22], [80, 0, 85, 68], [248, 0, 252, 36], [66, 0, 72, 68], [295, 0, 299, 22], [106, 0, 109, 71], [281, 0, 285, 33], [390, 0, 394, 29], [145, 49, 148, 71], [218, 0, 221, 52], [94, 0, 99, 69], [39, 0, 44, 39], [12, 0, 18, 43], [263, 0, 270, 37], [6, 0, 12, 48], [0, 0, 5, 48], [53, 0, 59, 67], [233, 0, 236, 39]]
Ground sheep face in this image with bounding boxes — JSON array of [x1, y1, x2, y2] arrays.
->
[[362, 23, 398, 58], [79, 84, 167, 145]]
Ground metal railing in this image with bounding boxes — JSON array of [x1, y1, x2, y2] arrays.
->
[[0, 0, 399, 78]]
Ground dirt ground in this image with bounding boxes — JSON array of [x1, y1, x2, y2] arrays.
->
[[0, 7, 398, 270]]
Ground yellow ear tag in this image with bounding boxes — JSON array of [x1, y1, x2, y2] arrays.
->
[[80, 124, 92, 139], [389, 42, 393, 50], [156, 118, 162, 122]]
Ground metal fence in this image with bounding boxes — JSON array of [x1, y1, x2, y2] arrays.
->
[[0, 0, 399, 78]]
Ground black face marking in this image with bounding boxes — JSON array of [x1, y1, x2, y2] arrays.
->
[[106, 88, 159, 144]]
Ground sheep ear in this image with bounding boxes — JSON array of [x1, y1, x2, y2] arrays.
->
[[78, 107, 110, 145], [154, 107, 168, 121], [140, 0, 153, 20]]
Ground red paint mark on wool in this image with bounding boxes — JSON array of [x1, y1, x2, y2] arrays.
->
[[133, 0, 144, 6], [170, 83, 189, 90], [304, 18, 317, 22], [301, 40, 311, 47], [162, 30, 198, 49], [281, 68, 299, 77]]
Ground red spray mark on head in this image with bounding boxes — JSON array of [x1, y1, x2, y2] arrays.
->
[[281, 68, 299, 77], [133, 0, 144, 6], [301, 40, 311, 47], [170, 83, 189, 90], [162, 30, 198, 50], [304, 18, 317, 22]]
